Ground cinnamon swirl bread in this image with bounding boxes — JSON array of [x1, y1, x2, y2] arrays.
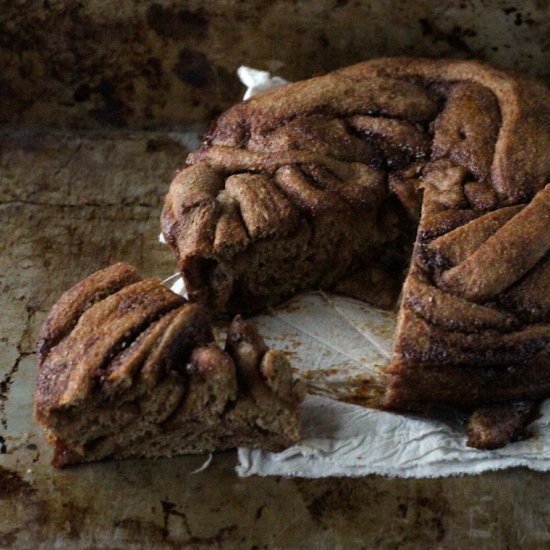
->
[[161, 58, 550, 429], [34, 263, 303, 467]]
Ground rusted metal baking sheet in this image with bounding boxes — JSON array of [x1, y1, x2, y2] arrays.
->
[[2, 0, 550, 546], [1, 127, 550, 550]]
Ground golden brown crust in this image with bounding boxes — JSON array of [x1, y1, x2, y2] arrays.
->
[[37, 262, 141, 360], [438, 184, 550, 302], [35, 276, 185, 419], [466, 400, 538, 450], [427, 206, 523, 268]]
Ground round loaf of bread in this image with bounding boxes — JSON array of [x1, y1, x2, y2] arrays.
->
[[161, 58, 550, 414]]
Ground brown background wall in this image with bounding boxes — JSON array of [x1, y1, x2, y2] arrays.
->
[[1, 0, 550, 129]]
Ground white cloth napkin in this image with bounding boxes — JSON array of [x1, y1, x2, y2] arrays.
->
[[238, 292, 550, 478]]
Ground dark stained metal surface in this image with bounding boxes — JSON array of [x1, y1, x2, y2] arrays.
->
[[2, 1, 550, 546], [2, 129, 550, 548]]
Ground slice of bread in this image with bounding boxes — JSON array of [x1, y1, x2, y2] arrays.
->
[[34, 263, 304, 467]]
